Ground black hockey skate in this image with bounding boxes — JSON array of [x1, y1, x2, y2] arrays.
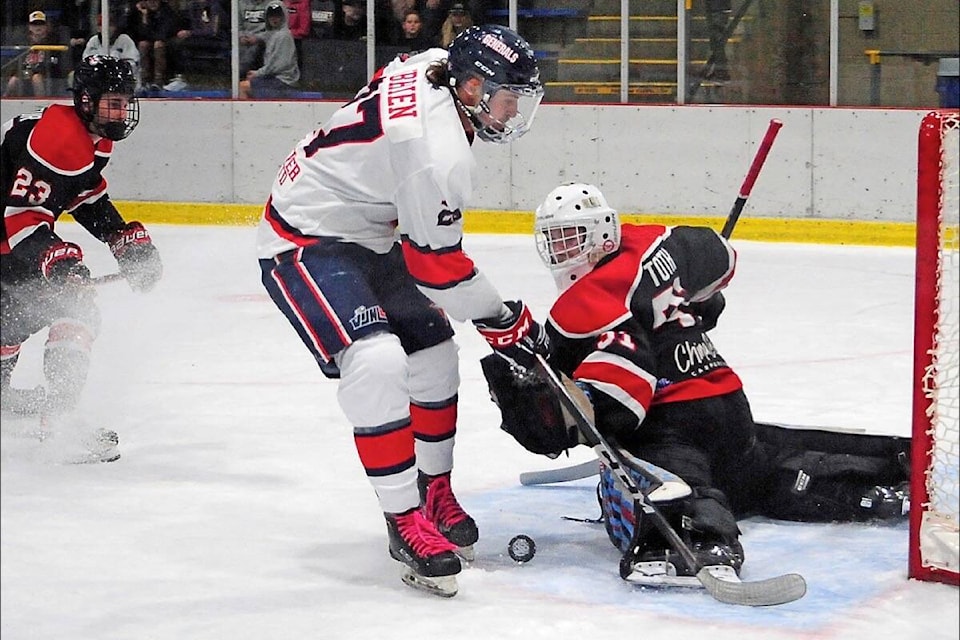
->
[[385, 508, 461, 598], [419, 471, 479, 561], [39, 412, 120, 464]]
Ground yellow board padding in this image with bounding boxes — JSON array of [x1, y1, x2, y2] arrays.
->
[[110, 201, 916, 247]]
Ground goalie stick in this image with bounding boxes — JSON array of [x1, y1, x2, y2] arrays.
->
[[720, 118, 783, 240], [519, 459, 599, 485], [529, 353, 807, 606]]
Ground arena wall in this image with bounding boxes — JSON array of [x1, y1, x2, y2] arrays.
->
[[1, 99, 931, 244]]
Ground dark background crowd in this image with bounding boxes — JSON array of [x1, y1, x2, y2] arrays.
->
[[1, 0, 495, 97]]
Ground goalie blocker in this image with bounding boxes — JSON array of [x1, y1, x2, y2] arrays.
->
[[482, 353, 911, 555]]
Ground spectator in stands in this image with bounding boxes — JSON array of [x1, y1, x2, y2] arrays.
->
[[4, 10, 68, 97], [166, 0, 228, 89], [309, 0, 336, 39], [64, 0, 95, 71], [704, 0, 731, 81], [283, 0, 310, 74], [82, 12, 142, 93], [239, 0, 271, 77], [397, 8, 434, 51], [418, 0, 449, 45], [333, 0, 366, 41], [131, 0, 178, 91], [439, 2, 471, 48], [239, 1, 300, 99], [380, 0, 415, 44]]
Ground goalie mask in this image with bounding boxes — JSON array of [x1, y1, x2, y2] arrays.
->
[[73, 55, 139, 141], [447, 25, 544, 144], [535, 183, 621, 291]]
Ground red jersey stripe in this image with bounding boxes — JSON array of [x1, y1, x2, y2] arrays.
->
[[400, 238, 476, 288]]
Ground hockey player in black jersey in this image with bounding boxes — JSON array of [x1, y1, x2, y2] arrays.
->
[[483, 183, 910, 586], [1, 55, 162, 463]]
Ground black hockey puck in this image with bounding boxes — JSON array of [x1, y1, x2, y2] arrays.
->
[[508, 534, 536, 563]]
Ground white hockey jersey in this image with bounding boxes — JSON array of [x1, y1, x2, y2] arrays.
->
[[256, 48, 505, 322]]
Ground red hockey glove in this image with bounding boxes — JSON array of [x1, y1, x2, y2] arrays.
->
[[474, 300, 550, 369], [40, 241, 90, 285], [109, 222, 162, 292]]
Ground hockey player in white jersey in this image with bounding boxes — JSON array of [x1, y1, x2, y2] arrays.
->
[[256, 25, 548, 597]]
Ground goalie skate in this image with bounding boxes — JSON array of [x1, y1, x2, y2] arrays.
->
[[624, 559, 740, 588]]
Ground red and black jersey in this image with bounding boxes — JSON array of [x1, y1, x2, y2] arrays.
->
[[546, 223, 742, 433], [1, 104, 126, 280]]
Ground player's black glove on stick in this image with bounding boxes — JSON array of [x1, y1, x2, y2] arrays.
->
[[109, 222, 162, 292], [474, 300, 550, 370], [41, 241, 91, 286]]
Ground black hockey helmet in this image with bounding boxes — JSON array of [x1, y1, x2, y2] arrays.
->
[[73, 55, 139, 141], [446, 25, 543, 143]]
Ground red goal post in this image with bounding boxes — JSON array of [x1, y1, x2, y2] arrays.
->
[[910, 110, 960, 586]]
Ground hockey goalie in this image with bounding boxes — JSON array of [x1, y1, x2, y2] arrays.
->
[[482, 183, 911, 587]]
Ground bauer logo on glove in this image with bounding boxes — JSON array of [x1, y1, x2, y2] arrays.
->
[[108, 221, 163, 292]]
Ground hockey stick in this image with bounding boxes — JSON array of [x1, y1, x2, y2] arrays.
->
[[530, 354, 807, 606], [91, 272, 125, 285], [720, 118, 783, 240], [519, 459, 599, 486]]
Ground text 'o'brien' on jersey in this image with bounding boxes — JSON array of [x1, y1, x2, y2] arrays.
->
[[2, 105, 113, 257], [256, 48, 504, 323]]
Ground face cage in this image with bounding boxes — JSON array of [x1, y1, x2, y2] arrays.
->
[[535, 222, 595, 272], [91, 94, 140, 141], [475, 81, 544, 144]]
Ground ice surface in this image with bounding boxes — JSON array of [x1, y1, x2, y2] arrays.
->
[[2, 225, 957, 640]]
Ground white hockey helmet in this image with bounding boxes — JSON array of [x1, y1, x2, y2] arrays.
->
[[534, 183, 621, 291]]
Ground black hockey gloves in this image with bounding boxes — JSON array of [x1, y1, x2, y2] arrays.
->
[[480, 353, 580, 457], [109, 222, 162, 292], [473, 300, 550, 369], [688, 292, 726, 332], [40, 241, 91, 285]]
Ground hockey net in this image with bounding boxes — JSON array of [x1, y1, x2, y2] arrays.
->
[[910, 110, 960, 586]]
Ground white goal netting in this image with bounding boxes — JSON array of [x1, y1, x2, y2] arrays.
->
[[911, 110, 960, 585]]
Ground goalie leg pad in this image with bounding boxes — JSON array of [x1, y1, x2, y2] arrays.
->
[[480, 354, 579, 457], [600, 461, 742, 564], [763, 446, 910, 522]]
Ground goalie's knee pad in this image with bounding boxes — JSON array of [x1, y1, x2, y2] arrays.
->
[[337, 332, 409, 427], [600, 461, 740, 555]]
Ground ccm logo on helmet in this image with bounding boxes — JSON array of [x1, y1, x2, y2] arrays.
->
[[480, 33, 519, 63]]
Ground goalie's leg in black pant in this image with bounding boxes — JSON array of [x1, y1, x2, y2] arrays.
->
[[747, 423, 911, 522], [612, 395, 752, 578]]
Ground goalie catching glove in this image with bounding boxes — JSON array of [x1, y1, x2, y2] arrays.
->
[[108, 222, 162, 292], [480, 353, 583, 457], [473, 300, 550, 369]]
